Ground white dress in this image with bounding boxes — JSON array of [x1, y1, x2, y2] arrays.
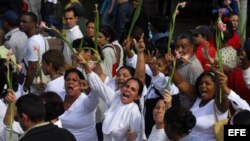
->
[[59, 92, 99, 141], [87, 72, 143, 141]]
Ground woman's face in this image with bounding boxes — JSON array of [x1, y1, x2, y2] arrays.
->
[[199, 75, 215, 101], [120, 79, 140, 104], [156, 58, 167, 74], [229, 15, 239, 31], [175, 38, 193, 57], [115, 68, 133, 88], [41, 60, 50, 75], [153, 100, 166, 124], [86, 22, 94, 38], [98, 32, 108, 47], [65, 72, 82, 97]]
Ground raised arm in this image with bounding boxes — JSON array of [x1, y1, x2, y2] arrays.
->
[[214, 70, 230, 112], [79, 59, 115, 107], [149, 58, 179, 95], [134, 33, 146, 85], [123, 37, 134, 59], [4, 89, 16, 126], [23, 61, 37, 91], [165, 53, 196, 102]]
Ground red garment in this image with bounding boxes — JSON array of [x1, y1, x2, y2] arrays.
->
[[195, 43, 216, 71], [112, 64, 117, 77], [22, 0, 28, 13], [228, 63, 250, 105], [228, 31, 241, 50]]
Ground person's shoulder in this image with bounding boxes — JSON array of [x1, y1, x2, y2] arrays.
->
[[48, 124, 77, 140]]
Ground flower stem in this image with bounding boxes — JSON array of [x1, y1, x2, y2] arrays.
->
[[6, 61, 13, 141], [215, 16, 223, 103], [94, 4, 100, 50], [127, 0, 143, 39], [165, 58, 176, 89]]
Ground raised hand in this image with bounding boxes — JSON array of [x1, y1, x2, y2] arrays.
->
[[213, 68, 230, 95], [165, 53, 175, 73], [133, 33, 145, 53], [202, 41, 214, 65], [72, 52, 87, 66], [5, 89, 16, 104], [80, 80, 91, 94], [123, 38, 133, 51], [148, 58, 159, 76], [163, 89, 172, 110]]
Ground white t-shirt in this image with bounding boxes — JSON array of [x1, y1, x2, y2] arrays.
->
[[22, 34, 47, 76]]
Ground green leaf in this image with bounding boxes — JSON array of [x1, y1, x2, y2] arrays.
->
[[165, 59, 176, 89], [94, 4, 100, 50], [127, 0, 143, 39], [79, 38, 84, 51]]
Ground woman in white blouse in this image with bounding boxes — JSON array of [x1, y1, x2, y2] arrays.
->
[[167, 68, 250, 141], [78, 34, 146, 141], [147, 90, 172, 141], [41, 49, 65, 99], [59, 68, 99, 141]]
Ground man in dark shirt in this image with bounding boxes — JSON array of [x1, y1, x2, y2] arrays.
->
[[15, 94, 76, 141]]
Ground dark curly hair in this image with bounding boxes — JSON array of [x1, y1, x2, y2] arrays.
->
[[40, 91, 65, 121], [194, 71, 217, 98], [164, 106, 196, 137]]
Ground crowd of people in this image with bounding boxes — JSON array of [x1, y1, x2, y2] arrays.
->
[[1, 0, 250, 141]]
